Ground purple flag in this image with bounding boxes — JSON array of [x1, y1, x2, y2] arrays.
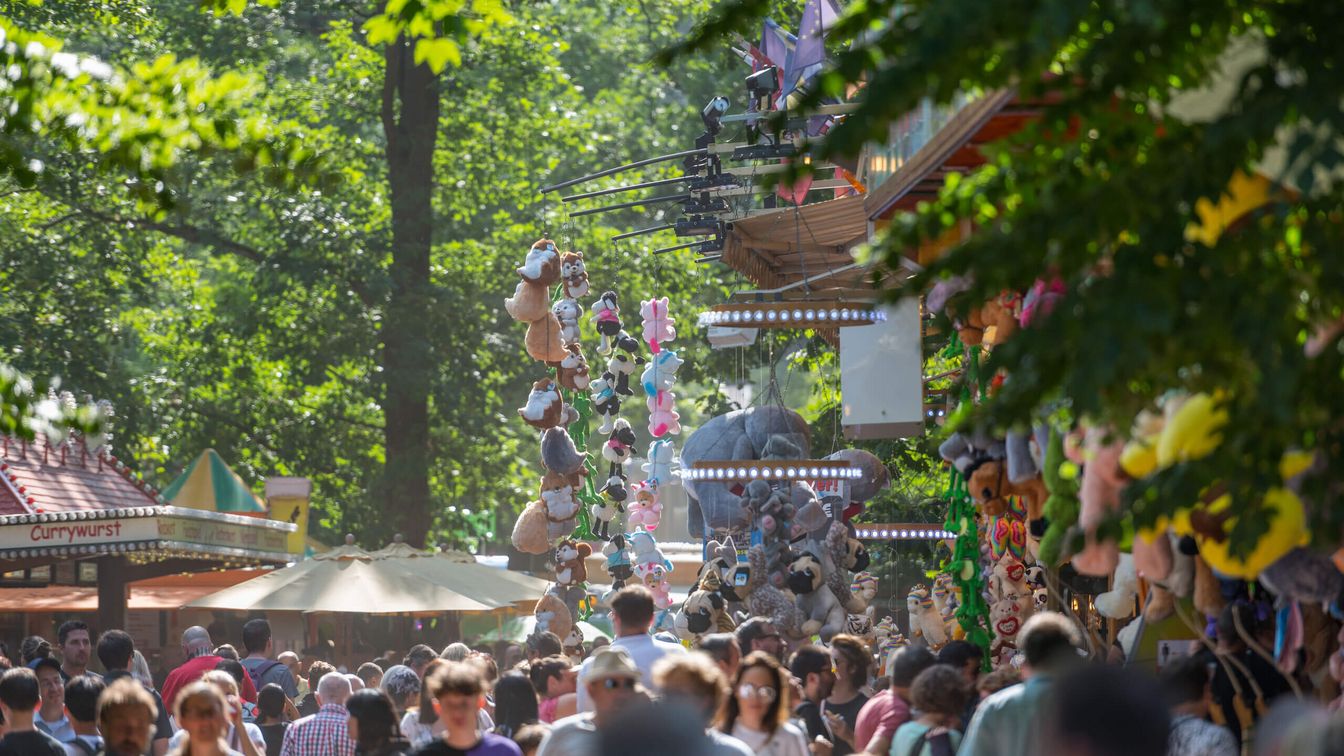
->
[[781, 0, 840, 100], [759, 19, 796, 73]]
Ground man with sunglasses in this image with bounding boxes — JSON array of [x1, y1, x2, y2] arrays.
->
[[736, 618, 785, 662], [538, 647, 644, 756], [789, 645, 836, 748]]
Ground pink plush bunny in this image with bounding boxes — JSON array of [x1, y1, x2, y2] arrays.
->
[[646, 390, 682, 437], [640, 297, 676, 353]]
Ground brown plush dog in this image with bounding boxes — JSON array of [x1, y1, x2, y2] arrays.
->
[[967, 458, 1048, 520]]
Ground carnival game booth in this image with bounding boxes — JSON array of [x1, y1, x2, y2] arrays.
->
[[0, 435, 296, 655]]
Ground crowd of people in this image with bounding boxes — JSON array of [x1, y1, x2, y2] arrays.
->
[[0, 590, 1340, 755]]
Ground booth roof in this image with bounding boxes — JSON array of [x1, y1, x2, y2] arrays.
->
[[0, 435, 162, 516]]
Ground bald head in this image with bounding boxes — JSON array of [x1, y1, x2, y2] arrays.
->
[[316, 671, 352, 706], [182, 626, 213, 658]]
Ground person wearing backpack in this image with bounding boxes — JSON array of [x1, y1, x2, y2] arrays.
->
[[241, 621, 298, 700], [61, 674, 105, 756], [890, 665, 969, 756]]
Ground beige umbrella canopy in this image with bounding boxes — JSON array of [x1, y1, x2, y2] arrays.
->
[[189, 537, 549, 614]]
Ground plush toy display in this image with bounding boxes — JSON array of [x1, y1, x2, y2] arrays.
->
[[788, 552, 847, 640], [519, 378, 566, 430], [640, 297, 677, 353], [592, 476, 626, 540], [845, 607, 877, 644], [743, 544, 803, 637], [602, 419, 637, 478], [560, 251, 589, 299], [966, 457, 1049, 522], [634, 561, 672, 609], [535, 591, 574, 641], [851, 572, 878, 609], [589, 374, 620, 434], [511, 498, 551, 554], [505, 278, 551, 323], [606, 350, 640, 397], [553, 343, 591, 391], [552, 298, 582, 344], [647, 390, 682, 437], [590, 291, 622, 354], [907, 584, 948, 649], [640, 349, 683, 396], [625, 481, 662, 532], [642, 439, 677, 487], [630, 530, 672, 572], [554, 539, 594, 586], [525, 311, 569, 363], [1095, 553, 1138, 618], [1071, 428, 1128, 577], [674, 582, 730, 641], [603, 535, 634, 591], [541, 426, 587, 478]]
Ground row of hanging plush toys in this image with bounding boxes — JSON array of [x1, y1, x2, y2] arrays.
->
[[932, 275, 1344, 676]]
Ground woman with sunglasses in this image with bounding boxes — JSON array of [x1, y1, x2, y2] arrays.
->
[[720, 651, 809, 756]]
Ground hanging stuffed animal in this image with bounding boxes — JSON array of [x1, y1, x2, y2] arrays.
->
[[541, 426, 587, 478], [626, 481, 662, 532], [589, 291, 622, 354], [640, 349, 683, 396], [518, 378, 565, 430], [906, 584, 948, 650], [535, 590, 574, 641], [560, 251, 589, 299], [641, 439, 677, 487], [602, 535, 634, 592], [589, 373, 621, 434], [634, 561, 672, 609], [592, 475, 626, 541], [554, 539, 594, 586], [743, 544, 803, 638], [629, 530, 672, 573], [850, 572, 878, 610], [511, 498, 551, 555], [647, 390, 681, 437], [607, 351, 640, 397], [552, 298, 582, 345], [539, 469, 581, 541], [788, 551, 847, 641], [640, 297, 676, 353], [845, 607, 877, 645], [674, 585, 729, 641], [1071, 427, 1129, 577], [505, 239, 560, 322], [602, 419, 637, 478], [553, 342, 591, 391]]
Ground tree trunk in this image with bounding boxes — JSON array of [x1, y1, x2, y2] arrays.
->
[[381, 36, 439, 547]]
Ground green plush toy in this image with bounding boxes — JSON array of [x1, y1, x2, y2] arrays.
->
[[1037, 426, 1081, 566]]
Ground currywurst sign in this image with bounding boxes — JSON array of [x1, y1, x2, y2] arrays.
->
[[6, 509, 292, 555]]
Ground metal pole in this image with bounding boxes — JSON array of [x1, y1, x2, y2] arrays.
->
[[611, 224, 675, 241], [654, 239, 713, 255], [561, 176, 690, 202], [540, 149, 709, 194], [567, 193, 691, 218]]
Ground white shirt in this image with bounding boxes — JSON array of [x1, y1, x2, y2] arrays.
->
[[168, 721, 266, 752], [729, 721, 809, 756], [400, 708, 494, 746], [575, 633, 686, 712], [536, 712, 597, 756], [37, 713, 76, 743]]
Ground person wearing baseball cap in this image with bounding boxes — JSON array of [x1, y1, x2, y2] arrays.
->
[[537, 647, 644, 756], [27, 657, 75, 743]]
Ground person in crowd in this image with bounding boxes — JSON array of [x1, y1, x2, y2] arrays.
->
[[281, 671, 355, 756], [735, 618, 785, 663], [959, 611, 1082, 756], [22, 637, 55, 667], [255, 684, 290, 756], [1161, 654, 1238, 756], [538, 647, 643, 756], [651, 653, 751, 756], [891, 664, 972, 756], [169, 680, 246, 756], [576, 587, 684, 712], [935, 641, 984, 728], [31, 656, 75, 742], [169, 670, 266, 754], [56, 622, 97, 683], [132, 650, 157, 688], [403, 659, 449, 747], [492, 673, 539, 740], [413, 662, 521, 755], [1205, 602, 1292, 747], [1044, 664, 1170, 756], [719, 651, 809, 756], [98, 677, 160, 756], [349, 675, 367, 692], [529, 657, 575, 725], [347, 688, 413, 756], [512, 724, 548, 756], [98, 629, 172, 756], [380, 666, 422, 721], [214, 647, 241, 662], [822, 634, 870, 754], [442, 645, 471, 663], [214, 660, 259, 722], [852, 646, 935, 756], [358, 663, 385, 691], [525, 635, 563, 664], [294, 662, 335, 718], [163, 628, 258, 717], [277, 654, 303, 698], [588, 639, 609, 654], [502, 647, 525, 674], [61, 674, 105, 755], [974, 668, 1019, 700], [469, 657, 500, 723], [788, 644, 835, 747], [404, 647, 438, 681], [695, 634, 741, 682], [0, 667, 66, 754], [241, 620, 299, 700]]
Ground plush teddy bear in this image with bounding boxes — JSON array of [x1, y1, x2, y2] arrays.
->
[[602, 419, 637, 478], [625, 481, 662, 532], [525, 311, 569, 364], [560, 251, 589, 300], [589, 291, 622, 354], [511, 498, 551, 554], [646, 390, 681, 438], [633, 561, 672, 609], [552, 298, 582, 345], [589, 373, 621, 434], [641, 349, 683, 396], [554, 539, 594, 586], [518, 378, 565, 430], [641, 439, 677, 487], [966, 457, 1049, 523], [603, 534, 634, 591], [535, 591, 573, 641], [640, 297, 677, 353], [788, 551, 847, 640], [540, 469, 580, 540], [541, 426, 587, 477], [592, 476, 626, 541], [553, 342, 591, 391]]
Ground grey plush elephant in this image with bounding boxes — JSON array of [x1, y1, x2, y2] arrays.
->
[[681, 405, 810, 536]]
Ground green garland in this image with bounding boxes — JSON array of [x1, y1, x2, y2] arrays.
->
[[943, 467, 993, 669]]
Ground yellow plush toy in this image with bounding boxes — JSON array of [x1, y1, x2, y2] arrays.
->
[[1194, 487, 1310, 579]]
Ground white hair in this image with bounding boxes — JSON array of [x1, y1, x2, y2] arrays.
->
[[316, 671, 353, 705]]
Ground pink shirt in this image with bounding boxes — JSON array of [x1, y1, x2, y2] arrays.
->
[[539, 696, 560, 724], [853, 689, 910, 752]]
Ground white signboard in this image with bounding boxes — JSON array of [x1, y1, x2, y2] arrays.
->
[[840, 300, 924, 439]]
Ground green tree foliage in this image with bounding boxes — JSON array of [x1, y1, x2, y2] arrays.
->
[[673, 0, 1344, 555], [3, 0, 745, 549]]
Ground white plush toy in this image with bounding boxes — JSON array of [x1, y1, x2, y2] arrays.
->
[[641, 439, 678, 487], [1096, 552, 1139, 618], [640, 349, 683, 396], [552, 298, 582, 344]]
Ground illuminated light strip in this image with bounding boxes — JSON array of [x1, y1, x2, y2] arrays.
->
[[852, 526, 955, 540], [681, 460, 861, 482], [696, 302, 887, 329]]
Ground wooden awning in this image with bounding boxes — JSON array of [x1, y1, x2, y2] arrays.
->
[[721, 194, 877, 298]]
